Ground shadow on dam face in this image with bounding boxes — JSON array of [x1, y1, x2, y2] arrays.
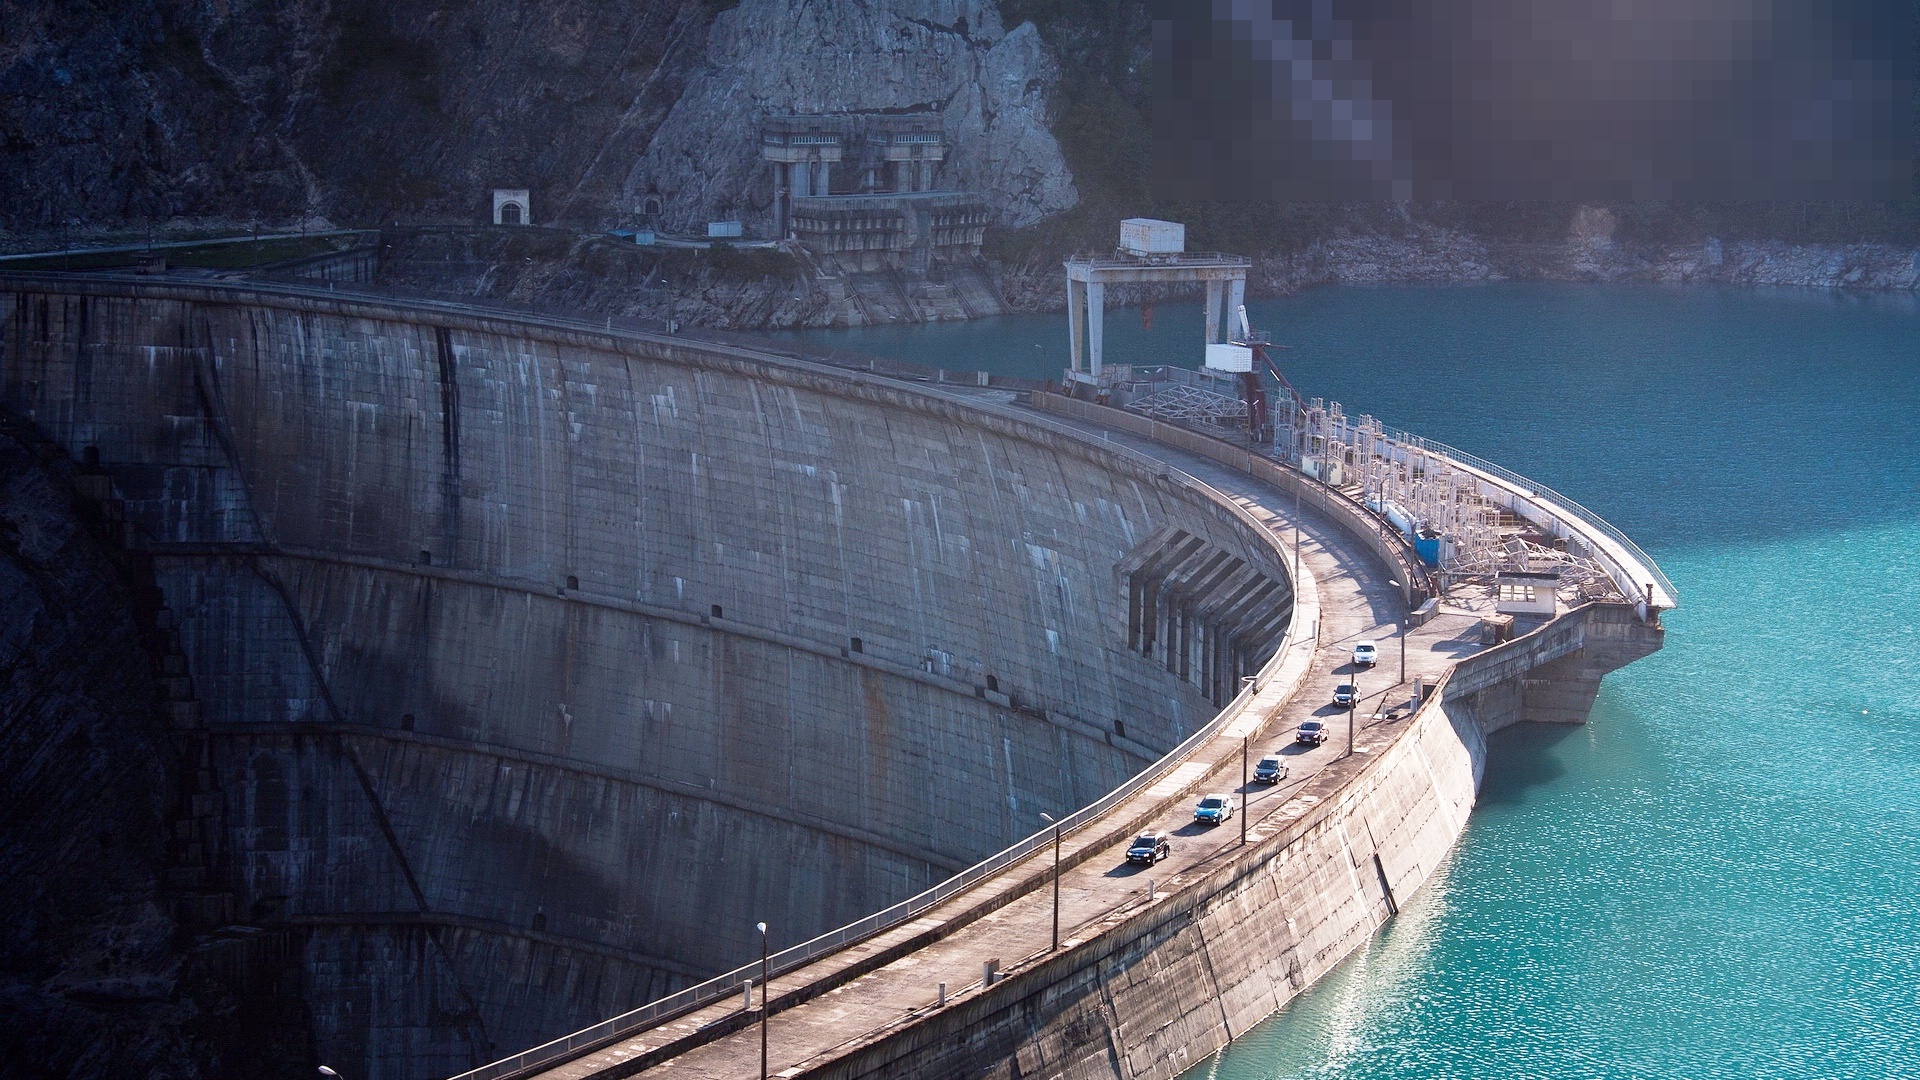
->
[[0, 281, 1294, 1079]]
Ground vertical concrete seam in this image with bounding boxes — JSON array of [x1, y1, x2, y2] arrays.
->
[[241, 556, 348, 724], [1191, 903, 1238, 1045], [189, 311, 270, 544], [435, 326, 463, 560]]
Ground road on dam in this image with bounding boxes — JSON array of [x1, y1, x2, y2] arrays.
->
[[535, 392, 1487, 1080]]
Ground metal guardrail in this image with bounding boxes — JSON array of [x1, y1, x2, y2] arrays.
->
[[1033, 394, 1439, 608], [444, 636, 1279, 1080], [438, 404, 1310, 1079], [0, 271, 1048, 396], [0, 272, 1290, 1080], [2, 270, 1663, 1075], [1064, 250, 1253, 269]]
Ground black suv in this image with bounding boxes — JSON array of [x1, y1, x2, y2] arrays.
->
[[1126, 831, 1171, 865]]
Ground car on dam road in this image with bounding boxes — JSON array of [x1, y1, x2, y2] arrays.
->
[[1352, 641, 1378, 667], [1126, 831, 1172, 865], [1332, 682, 1358, 706], [1254, 755, 1289, 783], [1194, 794, 1235, 825], [1296, 721, 1329, 746]]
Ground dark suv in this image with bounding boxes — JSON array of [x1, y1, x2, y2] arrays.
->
[[1126, 831, 1171, 865]]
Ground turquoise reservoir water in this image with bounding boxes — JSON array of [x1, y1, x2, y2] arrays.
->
[[778, 283, 1920, 1078]]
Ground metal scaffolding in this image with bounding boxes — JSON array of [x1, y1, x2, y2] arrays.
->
[[1124, 384, 1249, 424], [1269, 392, 1625, 602]]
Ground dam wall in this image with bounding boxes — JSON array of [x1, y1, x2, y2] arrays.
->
[[524, 394, 1667, 1080], [0, 277, 1298, 1077], [793, 601, 1651, 1080]]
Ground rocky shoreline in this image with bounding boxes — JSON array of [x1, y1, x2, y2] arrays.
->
[[994, 228, 1920, 320]]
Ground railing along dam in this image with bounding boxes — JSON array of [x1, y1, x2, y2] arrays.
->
[[479, 385, 1668, 1080], [0, 275, 1668, 1080], [3, 274, 1321, 1080]]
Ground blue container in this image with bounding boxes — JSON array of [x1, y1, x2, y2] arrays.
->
[[1415, 534, 1441, 566]]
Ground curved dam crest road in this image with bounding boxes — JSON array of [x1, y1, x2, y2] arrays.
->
[[0, 276, 1663, 1080], [0, 274, 1292, 1078], [519, 409, 1664, 1078]]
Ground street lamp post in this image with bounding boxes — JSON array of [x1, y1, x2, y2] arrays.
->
[[757, 921, 769, 1080], [1293, 481, 1302, 582], [1386, 579, 1408, 700], [1240, 737, 1249, 846], [1040, 812, 1061, 950], [1348, 674, 1358, 757]]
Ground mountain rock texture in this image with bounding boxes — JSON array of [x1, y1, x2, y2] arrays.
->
[[0, 0, 729, 233], [0, 0, 1076, 238], [627, 0, 1076, 231]]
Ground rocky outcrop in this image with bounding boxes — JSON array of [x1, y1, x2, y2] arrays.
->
[[1, 0, 1077, 240], [0, 0, 720, 235], [0, 0, 318, 231], [625, 0, 1077, 233]]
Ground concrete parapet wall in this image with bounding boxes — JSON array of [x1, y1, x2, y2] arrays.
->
[[789, 603, 1654, 1080], [0, 277, 1299, 1077], [1032, 392, 1432, 609]]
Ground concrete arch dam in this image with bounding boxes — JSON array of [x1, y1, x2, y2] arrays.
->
[[0, 276, 1303, 1079]]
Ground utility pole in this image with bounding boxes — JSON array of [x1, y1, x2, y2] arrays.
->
[[1240, 737, 1249, 846], [1348, 676, 1358, 757], [1041, 812, 1061, 951], [1293, 480, 1302, 582], [757, 921, 769, 1080]]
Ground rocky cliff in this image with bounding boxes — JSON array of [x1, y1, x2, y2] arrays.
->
[[7, 0, 1913, 323], [0, 0, 1076, 239], [0, 0, 717, 235], [626, 0, 1075, 232]]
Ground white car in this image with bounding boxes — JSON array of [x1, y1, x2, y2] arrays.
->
[[1352, 641, 1379, 668]]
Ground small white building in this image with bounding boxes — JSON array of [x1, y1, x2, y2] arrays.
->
[[1495, 571, 1560, 616], [492, 189, 531, 226]]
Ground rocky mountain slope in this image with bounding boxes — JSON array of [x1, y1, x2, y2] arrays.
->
[[5, 0, 1913, 318], [628, 0, 1075, 232], [0, 0, 1075, 239]]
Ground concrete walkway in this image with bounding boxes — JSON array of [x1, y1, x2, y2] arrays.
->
[[533, 404, 1485, 1080]]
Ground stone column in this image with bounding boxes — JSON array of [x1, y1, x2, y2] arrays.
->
[[1087, 280, 1106, 376], [1227, 276, 1246, 338], [1205, 280, 1224, 344], [773, 165, 788, 238], [1066, 277, 1085, 373]]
